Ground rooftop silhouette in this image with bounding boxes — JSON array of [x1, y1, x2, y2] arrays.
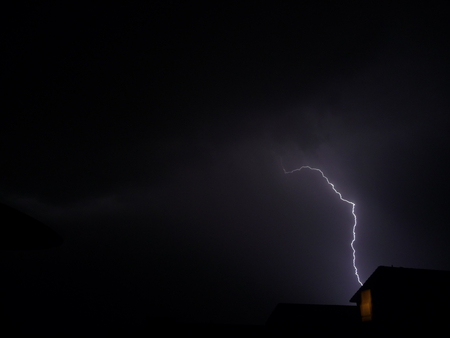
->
[[0, 203, 63, 250]]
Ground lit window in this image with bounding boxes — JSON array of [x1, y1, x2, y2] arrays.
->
[[360, 289, 372, 321]]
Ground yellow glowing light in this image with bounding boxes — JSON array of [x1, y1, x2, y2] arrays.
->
[[360, 289, 372, 321]]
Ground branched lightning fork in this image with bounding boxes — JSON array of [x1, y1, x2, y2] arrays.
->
[[283, 165, 363, 286]]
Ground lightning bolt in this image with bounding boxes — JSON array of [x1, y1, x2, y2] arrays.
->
[[282, 164, 363, 286]]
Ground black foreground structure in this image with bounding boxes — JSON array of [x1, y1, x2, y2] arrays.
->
[[350, 266, 450, 336], [0, 203, 63, 250], [1, 202, 63, 336], [265, 266, 450, 337], [266, 303, 359, 336]]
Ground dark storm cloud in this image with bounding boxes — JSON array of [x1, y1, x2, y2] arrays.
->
[[3, 2, 390, 205]]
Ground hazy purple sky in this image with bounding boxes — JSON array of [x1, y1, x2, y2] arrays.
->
[[3, 2, 450, 335]]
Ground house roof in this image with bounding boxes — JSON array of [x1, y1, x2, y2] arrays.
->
[[266, 303, 358, 326], [349, 266, 450, 303], [0, 203, 63, 250]]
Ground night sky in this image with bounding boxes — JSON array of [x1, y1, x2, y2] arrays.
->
[[3, 2, 450, 335]]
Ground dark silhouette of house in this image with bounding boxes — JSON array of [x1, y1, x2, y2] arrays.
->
[[0, 202, 63, 336], [266, 303, 359, 336], [350, 266, 450, 335], [0, 202, 63, 250]]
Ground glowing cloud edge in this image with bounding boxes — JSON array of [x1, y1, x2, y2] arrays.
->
[[282, 165, 363, 286]]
